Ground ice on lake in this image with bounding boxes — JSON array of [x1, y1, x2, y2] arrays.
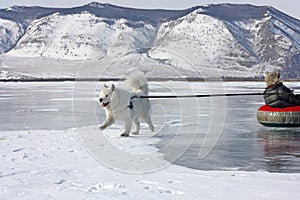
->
[[1, 81, 300, 173]]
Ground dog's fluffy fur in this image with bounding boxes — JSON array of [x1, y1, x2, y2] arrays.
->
[[98, 72, 154, 137]]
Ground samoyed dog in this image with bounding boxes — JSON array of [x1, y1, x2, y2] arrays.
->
[[98, 72, 154, 137]]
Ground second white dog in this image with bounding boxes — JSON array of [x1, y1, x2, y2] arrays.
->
[[98, 72, 154, 137]]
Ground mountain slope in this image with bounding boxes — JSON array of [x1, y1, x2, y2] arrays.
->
[[148, 9, 258, 78], [0, 18, 24, 54], [6, 12, 156, 60]]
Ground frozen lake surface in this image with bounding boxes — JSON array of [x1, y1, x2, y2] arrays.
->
[[1, 81, 300, 173]]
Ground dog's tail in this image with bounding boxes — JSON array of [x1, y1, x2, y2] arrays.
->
[[126, 71, 149, 95]]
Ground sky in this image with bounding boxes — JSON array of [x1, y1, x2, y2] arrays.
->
[[0, 0, 299, 20]]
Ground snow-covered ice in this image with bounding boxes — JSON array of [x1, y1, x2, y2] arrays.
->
[[1, 126, 300, 200]]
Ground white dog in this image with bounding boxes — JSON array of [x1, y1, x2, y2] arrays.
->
[[98, 72, 154, 137]]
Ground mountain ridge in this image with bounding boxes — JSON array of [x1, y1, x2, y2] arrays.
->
[[0, 3, 300, 79]]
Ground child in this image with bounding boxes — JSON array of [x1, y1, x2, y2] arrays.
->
[[263, 71, 300, 108]]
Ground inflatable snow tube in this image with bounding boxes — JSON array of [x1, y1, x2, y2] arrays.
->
[[257, 105, 300, 127]]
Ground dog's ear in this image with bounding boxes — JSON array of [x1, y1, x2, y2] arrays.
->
[[104, 84, 108, 88], [111, 84, 115, 91]]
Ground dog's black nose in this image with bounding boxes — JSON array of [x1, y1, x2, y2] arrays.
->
[[99, 98, 103, 102]]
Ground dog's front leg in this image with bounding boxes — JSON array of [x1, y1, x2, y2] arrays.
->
[[99, 112, 115, 130], [120, 119, 132, 137]]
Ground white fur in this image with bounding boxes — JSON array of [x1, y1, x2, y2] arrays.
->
[[98, 72, 154, 136]]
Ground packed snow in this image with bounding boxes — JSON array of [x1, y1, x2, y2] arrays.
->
[[1, 126, 300, 200]]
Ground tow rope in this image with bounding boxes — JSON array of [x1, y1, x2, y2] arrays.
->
[[140, 92, 264, 99]]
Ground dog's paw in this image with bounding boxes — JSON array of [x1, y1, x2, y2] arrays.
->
[[131, 131, 139, 135], [99, 125, 106, 130], [149, 124, 155, 132], [120, 132, 129, 137]]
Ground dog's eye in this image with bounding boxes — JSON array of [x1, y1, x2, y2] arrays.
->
[[105, 95, 108, 97]]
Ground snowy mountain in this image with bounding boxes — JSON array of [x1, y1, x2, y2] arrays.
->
[[150, 4, 300, 79], [0, 3, 300, 79]]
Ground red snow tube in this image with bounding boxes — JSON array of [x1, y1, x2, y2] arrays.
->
[[257, 105, 300, 127]]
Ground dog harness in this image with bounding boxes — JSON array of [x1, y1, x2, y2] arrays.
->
[[128, 102, 133, 109], [128, 95, 138, 110]]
